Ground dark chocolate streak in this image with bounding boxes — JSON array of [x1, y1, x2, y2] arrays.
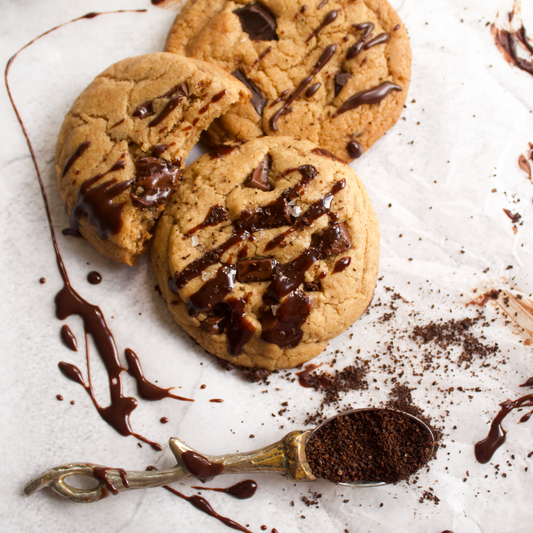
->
[[185, 205, 229, 237], [475, 392, 533, 463], [62, 141, 90, 178], [270, 44, 337, 130], [70, 159, 133, 239], [306, 10, 338, 43], [191, 480, 258, 500], [3, 8, 191, 454], [333, 81, 402, 118], [125, 348, 193, 402], [347, 22, 374, 60], [305, 82, 321, 97]]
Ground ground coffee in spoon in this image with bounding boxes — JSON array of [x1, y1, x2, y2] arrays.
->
[[305, 410, 434, 484]]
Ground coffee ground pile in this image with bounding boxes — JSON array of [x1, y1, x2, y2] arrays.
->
[[305, 410, 434, 484]]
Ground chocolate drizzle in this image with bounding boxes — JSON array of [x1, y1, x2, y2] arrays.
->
[[333, 81, 402, 118], [305, 82, 321, 97], [364, 32, 390, 50], [270, 44, 337, 131], [191, 480, 258, 500], [346, 22, 374, 60], [170, 166, 351, 353], [333, 256, 351, 273], [182, 450, 224, 482], [475, 393, 533, 463], [62, 141, 90, 178], [130, 156, 181, 208], [306, 10, 338, 43], [70, 159, 133, 239], [234, 3, 278, 42], [232, 70, 266, 115], [93, 467, 129, 496], [185, 205, 229, 237], [125, 348, 193, 402]]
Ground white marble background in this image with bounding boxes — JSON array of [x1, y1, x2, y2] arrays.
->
[[1, 0, 533, 532]]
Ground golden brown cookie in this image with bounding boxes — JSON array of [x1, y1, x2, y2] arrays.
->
[[165, 0, 411, 162], [56, 52, 250, 265], [152, 137, 379, 369]]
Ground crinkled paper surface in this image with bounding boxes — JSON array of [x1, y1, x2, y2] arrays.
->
[[1, 1, 532, 532]]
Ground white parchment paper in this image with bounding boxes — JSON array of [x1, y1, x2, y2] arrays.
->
[[1, 1, 532, 532]]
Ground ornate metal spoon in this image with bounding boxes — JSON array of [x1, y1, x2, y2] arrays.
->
[[24, 408, 434, 503]]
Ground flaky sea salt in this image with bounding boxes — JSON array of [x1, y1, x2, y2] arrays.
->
[[191, 235, 199, 247]]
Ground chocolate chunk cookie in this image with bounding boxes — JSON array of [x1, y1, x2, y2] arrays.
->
[[165, 0, 411, 162], [151, 137, 379, 369], [56, 52, 250, 265]]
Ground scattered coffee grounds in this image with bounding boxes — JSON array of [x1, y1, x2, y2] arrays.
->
[[305, 409, 434, 484], [419, 488, 440, 505]]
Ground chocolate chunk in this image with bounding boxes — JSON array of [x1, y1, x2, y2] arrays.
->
[[244, 154, 273, 191], [231, 70, 267, 115], [238, 257, 275, 282], [201, 315, 228, 335], [304, 282, 320, 292], [315, 222, 352, 257], [335, 72, 351, 97], [132, 101, 155, 119], [209, 144, 238, 159], [131, 157, 181, 208], [233, 4, 278, 42]]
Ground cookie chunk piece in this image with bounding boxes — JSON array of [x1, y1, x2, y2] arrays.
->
[[56, 52, 250, 265], [152, 137, 379, 369], [165, 0, 411, 162]]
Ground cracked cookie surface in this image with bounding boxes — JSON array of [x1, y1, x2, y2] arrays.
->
[[151, 137, 380, 369], [56, 52, 250, 265], [165, 0, 411, 162]]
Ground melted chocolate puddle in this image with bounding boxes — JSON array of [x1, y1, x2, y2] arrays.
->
[[182, 450, 224, 482], [3, 8, 197, 452]]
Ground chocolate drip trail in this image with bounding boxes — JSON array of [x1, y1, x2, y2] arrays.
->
[[306, 10, 338, 43], [125, 348, 193, 402], [182, 450, 224, 483], [270, 44, 337, 130], [70, 159, 133, 239], [93, 466, 129, 496], [185, 205, 229, 237], [333, 81, 402, 118], [191, 480, 258, 500], [60, 324, 78, 351], [475, 392, 533, 463]]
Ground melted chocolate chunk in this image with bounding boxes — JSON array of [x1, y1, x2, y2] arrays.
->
[[186, 205, 229, 237], [234, 3, 278, 41], [132, 101, 155, 119], [333, 81, 402, 118], [270, 44, 337, 130], [317, 222, 352, 256], [304, 281, 320, 292], [70, 160, 133, 239], [187, 265, 236, 318], [306, 10, 338, 43], [232, 69, 267, 115], [235, 197, 292, 233], [334, 72, 351, 97], [130, 157, 180, 208], [347, 139, 363, 159], [237, 257, 275, 282], [260, 290, 311, 347], [223, 298, 256, 355], [244, 154, 273, 191]]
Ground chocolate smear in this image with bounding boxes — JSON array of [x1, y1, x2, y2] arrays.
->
[[234, 4, 278, 41], [182, 450, 224, 482], [237, 257, 275, 282], [185, 205, 229, 237], [62, 141, 90, 178]]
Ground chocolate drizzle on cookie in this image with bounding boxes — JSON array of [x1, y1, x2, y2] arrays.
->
[[333, 81, 402, 118], [62, 141, 91, 178], [186, 205, 229, 237], [306, 10, 338, 43], [270, 44, 337, 131], [232, 70, 267, 116], [233, 3, 278, 42], [169, 162, 351, 354], [346, 22, 374, 60], [364, 32, 390, 50], [130, 156, 181, 208], [70, 159, 133, 239]]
